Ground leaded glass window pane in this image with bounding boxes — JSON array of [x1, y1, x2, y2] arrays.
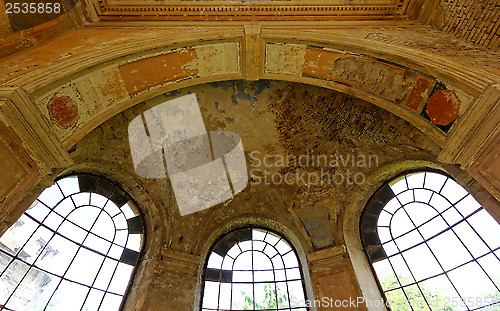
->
[[361, 171, 500, 311], [201, 228, 308, 310], [0, 175, 144, 311]]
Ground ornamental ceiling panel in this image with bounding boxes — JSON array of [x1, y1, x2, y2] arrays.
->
[[96, 0, 407, 21]]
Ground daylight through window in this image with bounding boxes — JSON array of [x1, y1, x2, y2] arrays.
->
[[0, 175, 144, 311], [201, 228, 308, 310], [361, 171, 500, 311]]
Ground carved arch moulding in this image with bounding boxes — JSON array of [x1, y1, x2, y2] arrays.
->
[[0, 27, 498, 218]]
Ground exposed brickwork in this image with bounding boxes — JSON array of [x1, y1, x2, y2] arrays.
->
[[73, 79, 441, 255], [363, 26, 500, 76], [0, 7, 498, 309], [265, 42, 473, 136], [442, 0, 499, 51], [428, 0, 500, 51]]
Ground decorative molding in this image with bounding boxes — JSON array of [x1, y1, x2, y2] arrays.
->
[[438, 84, 500, 166], [0, 120, 40, 221], [83, 0, 102, 22], [0, 87, 71, 223], [262, 40, 461, 146], [0, 27, 494, 155], [438, 84, 500, 201], [97, 0, 405, 20], [244, 25, 262, 81], [0, 87, 72, 174], [159, 248, 200, 275], [307, 245, 347, 273]]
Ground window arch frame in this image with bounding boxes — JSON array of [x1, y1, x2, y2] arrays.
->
[[360, 169, 500, 311], [0, 173, 146, 311], [199, 226, 311, 311]]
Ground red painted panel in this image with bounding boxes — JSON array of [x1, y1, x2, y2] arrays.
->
[[426, 89, 461, 126]]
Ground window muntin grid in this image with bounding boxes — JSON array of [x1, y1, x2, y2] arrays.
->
[[0, 175, 144, 311], [201, 228, 308, 311], [362, 171, 500, 311]]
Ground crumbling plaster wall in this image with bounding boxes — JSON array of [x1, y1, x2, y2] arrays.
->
[[65, 80, 445, 310]]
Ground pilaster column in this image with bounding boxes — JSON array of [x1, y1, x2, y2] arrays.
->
[[0, 87, 72, 231]]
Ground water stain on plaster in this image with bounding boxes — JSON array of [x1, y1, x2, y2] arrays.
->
[[296, 205, 333, 250], [209, 80, 271, 107]]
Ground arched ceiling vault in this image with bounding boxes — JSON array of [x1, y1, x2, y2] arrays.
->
[[69, 79, 444, 252], [0, 25, 499, 222], [1, 27, 497, 148]]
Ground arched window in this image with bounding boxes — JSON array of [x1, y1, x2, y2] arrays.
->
[[361, 171, 500, 310], [0, 175, 144, 311], [201, 228, 308, 310]]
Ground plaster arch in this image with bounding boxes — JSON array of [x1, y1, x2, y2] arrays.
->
[[2, 27, 494, 151]]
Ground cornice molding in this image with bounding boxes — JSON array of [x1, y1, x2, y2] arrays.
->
[[0, 87, 72, 222], [0, 87, 72, 173], [438, 84, 500, 166], [0, 26, 496, 154], [97, 0, 405, 20], [159, 248, 200, 275], [307, 245, 347, 273]]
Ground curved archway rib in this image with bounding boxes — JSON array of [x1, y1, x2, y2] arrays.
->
[[1, 27, 495, 149]]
